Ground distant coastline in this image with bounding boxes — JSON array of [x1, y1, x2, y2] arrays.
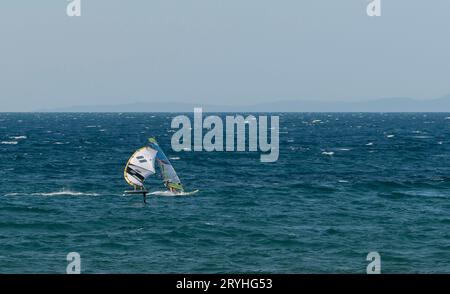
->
[[28, 94, 450, 113]]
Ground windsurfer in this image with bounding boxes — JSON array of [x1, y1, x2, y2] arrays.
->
[[165, 181, 176, 193], [124, 138, 186, 200]]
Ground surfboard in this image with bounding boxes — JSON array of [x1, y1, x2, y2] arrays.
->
[[149, 189, 199, 196]]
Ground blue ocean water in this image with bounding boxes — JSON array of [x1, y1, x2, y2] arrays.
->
[[0, 112, 449, 273]]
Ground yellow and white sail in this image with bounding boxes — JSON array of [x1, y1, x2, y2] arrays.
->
[[124, 146, 158, 187]]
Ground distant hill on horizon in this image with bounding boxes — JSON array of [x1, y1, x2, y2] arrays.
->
[[36, 95, 450, 112]]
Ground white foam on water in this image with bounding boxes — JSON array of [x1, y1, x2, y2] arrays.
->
[[412, 135, 432, 139], [10, 136, 27, 140], [366, 142, 374, 146], [312, 120, 322, 124], [322, 151, 334, 156], [386, 134, 395, 138], [1, 141, 18, 145], [169, 157, 180, 160], [4, 190, 99, 197], [338, 148, 351, 151], [338, 180, 349, 183], [33, 191, 100, 197]]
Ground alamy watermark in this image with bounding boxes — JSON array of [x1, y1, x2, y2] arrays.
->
[[66, 0, 81, 17], [366, 251, 381, 274], [367, 0, 381, 17], [171, 108, 279, 163], [62, 250, 381, 273], [66, 252, 81, 274], [64, 1, 380, 18]]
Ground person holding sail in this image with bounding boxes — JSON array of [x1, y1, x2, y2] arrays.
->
[[165, 181, 176, 194], [124, 138, 186, 201]]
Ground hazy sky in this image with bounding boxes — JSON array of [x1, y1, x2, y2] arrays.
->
[[1, 0, 450, 111]]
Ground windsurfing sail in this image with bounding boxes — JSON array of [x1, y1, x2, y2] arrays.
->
[[124, 138, 184, 193], [148, 137, 184, 192], [124, 146, 158, 188]]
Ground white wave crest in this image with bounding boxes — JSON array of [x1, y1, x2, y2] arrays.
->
[[4, 190, 99, 197], [10, 136, 27, 140], [1, 141, 18, 145], [33, 191, 100, 196]]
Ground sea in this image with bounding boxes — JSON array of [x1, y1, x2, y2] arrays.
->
[[0, 112, 449, 273]]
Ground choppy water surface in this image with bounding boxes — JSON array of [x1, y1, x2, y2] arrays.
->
[[0, 113, 449, 273]]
